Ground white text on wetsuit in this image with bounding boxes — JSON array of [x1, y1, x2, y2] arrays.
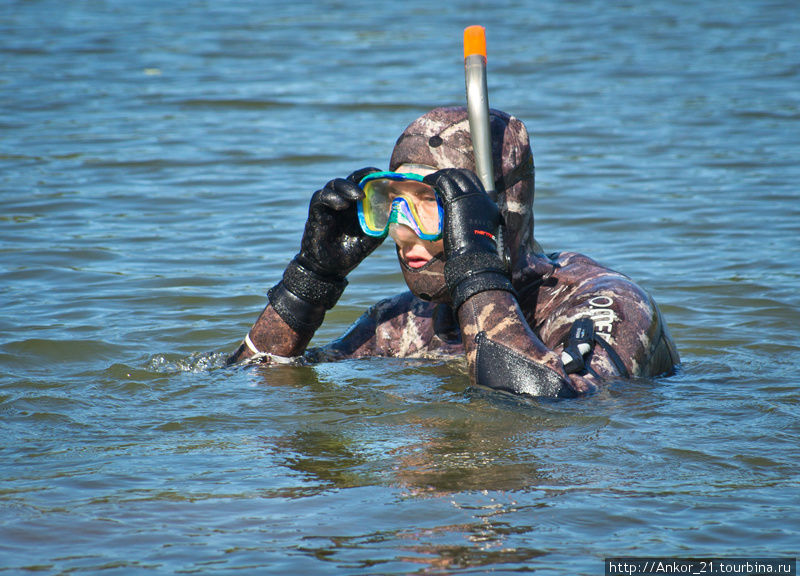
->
[[589, 295, 616, 337]]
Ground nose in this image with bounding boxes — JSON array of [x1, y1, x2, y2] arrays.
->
[[388, 223, 419, 246]]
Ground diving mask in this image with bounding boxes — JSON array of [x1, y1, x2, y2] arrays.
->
[[357, 171, 443, 241]]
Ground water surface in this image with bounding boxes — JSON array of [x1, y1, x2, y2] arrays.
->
[[1, 0, 799, 573]]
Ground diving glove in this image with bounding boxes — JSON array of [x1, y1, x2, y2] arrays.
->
[[423, 168, 514, 310], [270, 167, 382, 333]]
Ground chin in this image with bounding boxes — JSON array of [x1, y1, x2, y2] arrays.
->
[[396, 247, 451, 304]]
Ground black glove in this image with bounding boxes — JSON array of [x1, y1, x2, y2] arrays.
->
[[269, 167, 383, 334], [295, 167, 383, 280], [423, 168, 514, 310]]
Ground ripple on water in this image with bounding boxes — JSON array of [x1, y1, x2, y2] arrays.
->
[[2, 0, 800, 572]]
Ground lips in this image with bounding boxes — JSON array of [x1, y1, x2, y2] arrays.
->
[[401, 247, 432, 269], [405, 255, 430, 269]]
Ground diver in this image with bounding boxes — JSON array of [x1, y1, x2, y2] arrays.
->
[[227, 107, 679, 396]]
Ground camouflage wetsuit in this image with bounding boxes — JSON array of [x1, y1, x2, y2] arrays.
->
[[230, 108, 679, 397]]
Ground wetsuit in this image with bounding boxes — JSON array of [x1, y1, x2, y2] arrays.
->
[[307, 250, 678, 396], [229, 107, 679, 397]]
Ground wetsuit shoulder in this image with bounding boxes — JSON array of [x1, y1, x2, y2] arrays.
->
[[526, 251, 679, 378]]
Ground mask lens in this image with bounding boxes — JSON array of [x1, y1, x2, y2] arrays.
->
[[360, 178, 394, 233], [406, 187, 441, 236], [358, 172, 442, 240]]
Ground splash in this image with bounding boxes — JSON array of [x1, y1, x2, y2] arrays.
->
[[146, 351, 230, 374]]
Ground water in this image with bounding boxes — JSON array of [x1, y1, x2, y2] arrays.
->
[[2, 0, 798, 573]]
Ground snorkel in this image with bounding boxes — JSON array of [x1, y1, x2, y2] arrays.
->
[[464, 26, 495, 200], [463, 26, 507, 266]]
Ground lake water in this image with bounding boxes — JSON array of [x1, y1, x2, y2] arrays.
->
[[2, 0, 798, 574]]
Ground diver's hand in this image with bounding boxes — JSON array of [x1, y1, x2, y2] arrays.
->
[[424, 168, 500, 259], [295, 167, 383, 280], [266, 168, 382, 334], [423, 168, 513, 309]]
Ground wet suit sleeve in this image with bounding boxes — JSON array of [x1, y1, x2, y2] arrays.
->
[[455, 289, 584, 397], [228, 300, 316, 362]]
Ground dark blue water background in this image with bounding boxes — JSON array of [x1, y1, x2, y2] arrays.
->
[[2, 0, 798, 573]]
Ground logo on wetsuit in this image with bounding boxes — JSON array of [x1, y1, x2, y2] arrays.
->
[[588, 295, 616, 338]]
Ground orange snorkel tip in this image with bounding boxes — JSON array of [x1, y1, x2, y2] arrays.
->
[[463, 25, 487, 60]]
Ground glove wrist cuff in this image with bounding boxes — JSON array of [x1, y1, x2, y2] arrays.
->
[[267, 259, 348, 334], [283, 258, 348, 310], [445, 251, 514, 310], [267, 281, 326, 335]]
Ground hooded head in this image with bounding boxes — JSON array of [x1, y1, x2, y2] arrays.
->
[[389, 106, 538, 302]]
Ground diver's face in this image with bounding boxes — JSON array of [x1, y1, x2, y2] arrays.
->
[[391, 224, 444, 268], [389, 164, 444, 268]]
